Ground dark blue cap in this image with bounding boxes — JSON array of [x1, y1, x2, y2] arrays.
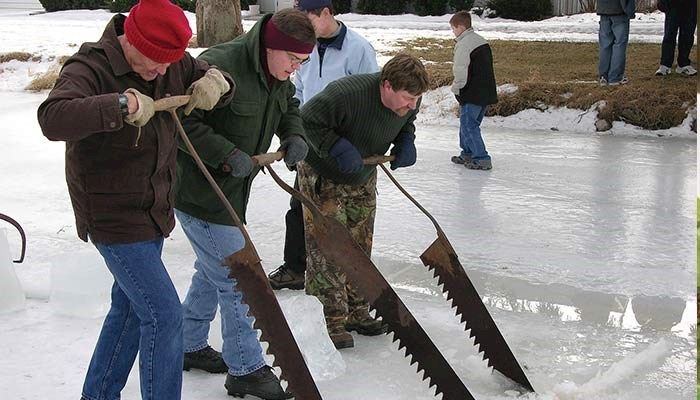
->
[[295, 0, 332, 12]]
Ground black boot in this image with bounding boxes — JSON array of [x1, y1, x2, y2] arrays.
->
[[225, 366, 293, 399], [183, 345, 227, 373]]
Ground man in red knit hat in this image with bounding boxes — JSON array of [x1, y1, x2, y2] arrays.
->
[[37, 0, 234, 399]]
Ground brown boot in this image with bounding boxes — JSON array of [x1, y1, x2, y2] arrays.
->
[[327, 322, 354, 349], [346, 309, 387, 336], [329, 331, 354, 349]]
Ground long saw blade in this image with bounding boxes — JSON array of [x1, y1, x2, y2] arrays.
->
[[266, 165, 475, 400], [224, 245, 323, 400], [377, 163, 534, 392]]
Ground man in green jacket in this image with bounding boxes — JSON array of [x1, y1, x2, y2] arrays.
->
[[174, 9, 315, 400], [298, 53, 430, 349]]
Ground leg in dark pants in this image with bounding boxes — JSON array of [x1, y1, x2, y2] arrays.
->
[[269, 175, 307, 290], [283, 177, 306, 273], [676, 6, 697, 67], [660, 8, 680, 67]]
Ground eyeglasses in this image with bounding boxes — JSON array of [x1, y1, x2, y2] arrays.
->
[[287, 52, 310, 66]]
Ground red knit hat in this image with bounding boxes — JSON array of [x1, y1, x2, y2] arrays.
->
[[124, 0, 192, 64]]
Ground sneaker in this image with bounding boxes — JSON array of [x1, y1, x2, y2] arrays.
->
[[184, 345, 227, 373], [598, 76, 608, 86], [607, 76, 629, 86], [268, 263, 304, 290], [676, 65, 697, 76], [655, 65, 672, 76], [225, 366, 293, 400], [345, 309, 388, 336], [464, 159, 492, 170], [329, 330, 354, 349], [450, 154, 472, 165]]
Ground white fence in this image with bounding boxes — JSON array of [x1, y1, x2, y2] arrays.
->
[[551, 0, 658, 16]]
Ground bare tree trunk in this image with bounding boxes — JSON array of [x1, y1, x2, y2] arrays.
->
[[196, 0, 244, 48]]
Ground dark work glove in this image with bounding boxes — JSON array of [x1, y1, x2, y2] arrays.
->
[[329, 137, 363, 174], [223, 149, 253, 177], [389, 132, 416, 170], [279, 135, 308, 167]]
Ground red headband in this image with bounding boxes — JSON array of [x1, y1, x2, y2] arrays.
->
[[264, 18, 314, 54]]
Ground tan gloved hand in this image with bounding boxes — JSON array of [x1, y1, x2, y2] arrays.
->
[[183, 68, 231, 116], [123, 88, 155, 127]]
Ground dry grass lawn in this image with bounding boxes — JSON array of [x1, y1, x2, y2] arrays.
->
[[0, 52, 39, 63], [2, 41, 696, 130], [390, 39, 697, 130]]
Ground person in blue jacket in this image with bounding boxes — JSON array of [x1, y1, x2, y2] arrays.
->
[[267, 0, 379, 291]]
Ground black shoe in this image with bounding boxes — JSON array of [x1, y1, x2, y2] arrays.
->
[[268, 263, 305, 290], [225, 366, 293, 400], [184, 345, 227, 373], [451, 154, 472, 165], [464, 159, 492, 170]]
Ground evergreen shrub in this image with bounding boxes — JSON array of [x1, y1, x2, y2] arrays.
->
[[447, 0, 474, 12], [357, 0, 407, 15], [106, 0, 194, 13], [486, 0, 552, 21], [332, 0, 351, 14], [39, 0, 104, 12], [414, 0, 447, 16]]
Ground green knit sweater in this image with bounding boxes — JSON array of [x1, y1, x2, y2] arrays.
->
[[302, 72, 419, 185]]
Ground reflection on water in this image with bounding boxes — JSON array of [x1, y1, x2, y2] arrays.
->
[[383, 260, 696, 339]]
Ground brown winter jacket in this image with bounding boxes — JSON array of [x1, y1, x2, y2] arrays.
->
[[37, 14, 233, 244]]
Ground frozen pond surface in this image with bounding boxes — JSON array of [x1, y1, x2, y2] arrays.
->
[[0, 92, 695, 399]]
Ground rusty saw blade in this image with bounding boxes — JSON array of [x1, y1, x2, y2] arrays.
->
[[376, 162, 534, 392], [265, 165, 475, 400], [160, 97, 322, 400]]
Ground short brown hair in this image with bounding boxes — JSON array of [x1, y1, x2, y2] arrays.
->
[[380, 53, 430, 96], [449, 11, 472, 29], [272, 8, 316, 46]]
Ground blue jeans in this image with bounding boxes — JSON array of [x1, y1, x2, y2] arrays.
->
[[598, 15, 630, 83], [83, 238, 183, 400], [660, 7, 697, 67], [459, 103, 490, 160], [175, 209, 265, 376]]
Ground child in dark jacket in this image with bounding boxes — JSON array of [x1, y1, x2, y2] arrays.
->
[[449, 11, 497, 170]]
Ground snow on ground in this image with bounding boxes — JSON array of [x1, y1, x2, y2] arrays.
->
[[0, 8, 696, 400], [0, 9, 693, 136]]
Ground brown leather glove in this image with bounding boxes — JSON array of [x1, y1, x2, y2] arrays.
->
[[183, 68, 231, 116], [123, 88, 155, 127]]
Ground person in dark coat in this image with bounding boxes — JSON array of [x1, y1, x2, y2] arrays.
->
[[174, 9, 314, 400], [37, 0, 233, 398], [655, 0, 697, 76]]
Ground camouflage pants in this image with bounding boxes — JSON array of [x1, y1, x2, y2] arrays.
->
[[297, 162, 376, 334]]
